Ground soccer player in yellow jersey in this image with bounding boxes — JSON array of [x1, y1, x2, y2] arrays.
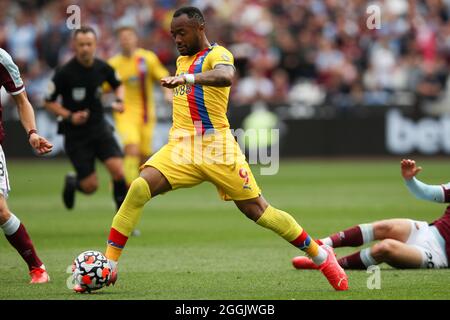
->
[[82, 7, 348, 293], [108, 26, 171, 185]]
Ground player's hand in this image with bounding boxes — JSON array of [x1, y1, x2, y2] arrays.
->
[[29, 133, 53, 155], [401, 159, 422, 180], [161, 76, 186, 89], [71, 110, 90, 125], [112, 100, 125, 113]]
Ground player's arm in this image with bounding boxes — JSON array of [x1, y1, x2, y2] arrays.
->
[[44, 98, 89, 126], [44, 74, 89, 125], [111, 84, 125, 113], [105, 63, 124, 113], [401, 159, 447, 203], [161, 64, 234, 88], [44, 99, 71, 120], [13, 91, 53, 155]]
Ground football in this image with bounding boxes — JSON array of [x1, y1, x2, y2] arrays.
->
[[72, 250, 111, 292]]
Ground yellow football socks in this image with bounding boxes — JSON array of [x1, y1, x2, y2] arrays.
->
[[124, 155, 140, 185], [256, 205, 326, 263], [106, 177, 151, 261]]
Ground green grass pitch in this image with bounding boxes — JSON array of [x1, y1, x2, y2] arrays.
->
[[1, 158, 449, 300]]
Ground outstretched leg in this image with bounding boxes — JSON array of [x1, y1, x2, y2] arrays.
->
[[105, 166, 171, 263], [321, 219, 413, 248], [339, 239, 424, 269], [235, 196, 348, 291], [293, 219, 415, 270]]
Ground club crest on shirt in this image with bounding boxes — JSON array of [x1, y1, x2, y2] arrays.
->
[[137, 58, 147, 73], [72, 87, 86, 101], [194, 56, 205, 65]]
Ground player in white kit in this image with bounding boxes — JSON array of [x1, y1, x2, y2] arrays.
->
[[0, 48, 53, 283], [293, 159, 449, 269]]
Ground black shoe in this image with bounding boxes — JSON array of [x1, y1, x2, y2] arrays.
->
[[63, 173, 76, 210]]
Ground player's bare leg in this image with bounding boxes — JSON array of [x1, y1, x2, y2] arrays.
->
[[293, 219, 418, 270], [234, 195, 268, 221], [77, 173, 99, 194], [369, 239, 423, 268], [235, 196, 348, 291], [63, 172, 98, 210], [372, 219, 413, 242], [313, 218, 413, 249], [0, 196, 49, 283], [139, 166, 172, 196]]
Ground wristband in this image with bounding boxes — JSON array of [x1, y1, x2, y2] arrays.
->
[[28, 129, 37, 139], [183, 74, 195, 85], [115, 98, 123, 103]]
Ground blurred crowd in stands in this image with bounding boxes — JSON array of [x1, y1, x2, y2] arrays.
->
[[1, 0, 450, 120]]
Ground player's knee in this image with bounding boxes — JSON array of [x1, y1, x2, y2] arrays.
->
[[124, 144, 140, 156], [80, 181, 98, 194], [373, 221, 394, 237], [240, 206, 260, 221], [111, 171, 125, 181], [372, 239, 397, 258], [0, 201, 11, 223], [0, 208, 6, 218], [109, 165, 125, 181], [128, 177, 151, 206], [236, 199, 268, 221]]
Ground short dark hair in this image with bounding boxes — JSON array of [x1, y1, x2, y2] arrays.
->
[[173, 6, 205, 25], [73, 26, 97, 39]]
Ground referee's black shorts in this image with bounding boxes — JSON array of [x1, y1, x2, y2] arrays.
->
[[64, 126, 123, 180]]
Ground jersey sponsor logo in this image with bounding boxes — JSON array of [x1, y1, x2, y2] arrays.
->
[[173, 84, 192, 96], [72, 87, 86, 101], [173, 72, 192, 96]]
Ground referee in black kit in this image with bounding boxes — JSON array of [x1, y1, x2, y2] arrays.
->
[[45, 26, 127, 211]]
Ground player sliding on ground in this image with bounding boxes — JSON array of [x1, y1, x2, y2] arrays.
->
[[293, 159, 449, 270], [74, 6, 348, 292]]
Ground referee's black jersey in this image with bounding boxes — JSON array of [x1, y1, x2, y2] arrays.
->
[[46, 57, 121, 136]]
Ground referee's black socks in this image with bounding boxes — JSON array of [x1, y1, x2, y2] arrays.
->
[[113, 179, 128, 210]]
